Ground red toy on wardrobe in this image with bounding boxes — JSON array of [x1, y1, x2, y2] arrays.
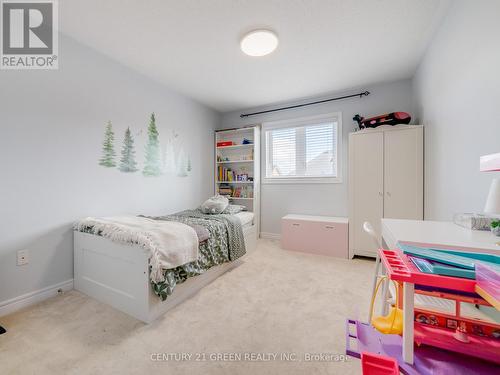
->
[[353, 112, 411, 129]]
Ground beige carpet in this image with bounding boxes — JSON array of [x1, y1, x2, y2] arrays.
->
[[0, 239, 374, 375]]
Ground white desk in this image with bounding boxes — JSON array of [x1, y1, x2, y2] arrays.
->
[[380, 218, 500, 364], [382, 218, 500, 254]]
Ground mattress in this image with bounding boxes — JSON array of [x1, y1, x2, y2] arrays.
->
[[235, 211, 254, 228]]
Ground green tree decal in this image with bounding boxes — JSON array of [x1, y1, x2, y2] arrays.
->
[[143, 113, 162, 176], [119, 127, 138, 173], [176, 147, 188, 177], [187, 156, 192, 172], [162, 137, 176, 174], [99, 121, 116, 168]]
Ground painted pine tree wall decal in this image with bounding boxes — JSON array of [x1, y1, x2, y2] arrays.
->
[[119, 127, 138, 173], [143, 113, 162, 176], [99, 121, 116, 167], [161, 144, 167, 173], [176, 147, 188, 177], [187, 156, 192, 172], [162, 137, 176, 174]]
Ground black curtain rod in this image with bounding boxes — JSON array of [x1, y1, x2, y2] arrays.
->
[[240, 91, 370, 118]]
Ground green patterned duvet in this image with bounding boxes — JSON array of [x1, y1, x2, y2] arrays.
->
[[145, 210, 246, 301]]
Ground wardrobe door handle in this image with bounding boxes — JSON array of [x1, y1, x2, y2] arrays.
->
[[386, 192, 391, 197], [379, 192, 383, 197], [325, 226, 334, 229], [292, 223, 300, 227]]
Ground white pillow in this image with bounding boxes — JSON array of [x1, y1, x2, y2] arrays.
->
[[201, 195, 229, 214], [223, 204, 246, 215]]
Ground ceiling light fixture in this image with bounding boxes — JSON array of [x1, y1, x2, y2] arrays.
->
[[240, 29, 278, 57]]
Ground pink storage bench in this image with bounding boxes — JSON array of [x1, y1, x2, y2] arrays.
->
[[281, 214, 348, 258]]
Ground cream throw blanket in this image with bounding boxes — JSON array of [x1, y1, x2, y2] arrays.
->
[[75, 216, 199, 283]]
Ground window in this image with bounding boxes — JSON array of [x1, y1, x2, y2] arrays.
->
[[263, 113, 342, 183]]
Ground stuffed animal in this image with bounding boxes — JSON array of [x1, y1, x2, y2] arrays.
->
[[200, 195, 229, 214]]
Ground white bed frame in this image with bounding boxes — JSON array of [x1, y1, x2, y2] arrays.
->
[[74, 224, 256, 323]]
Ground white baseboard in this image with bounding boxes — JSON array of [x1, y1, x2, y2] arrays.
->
[[260, 232, 281, 240], [0, 279, 74, 317]]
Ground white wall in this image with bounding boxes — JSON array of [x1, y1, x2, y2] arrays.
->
[[413, 0, 500, 220], [0, 35, 218, 304], [220, 80, 414, 234]]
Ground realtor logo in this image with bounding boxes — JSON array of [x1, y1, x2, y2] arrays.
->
[[1, 0, 58, 69]]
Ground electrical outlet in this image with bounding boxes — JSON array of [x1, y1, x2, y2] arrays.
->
[[17, 249, 29, 266]]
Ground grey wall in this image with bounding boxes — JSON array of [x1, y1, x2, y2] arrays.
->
[[0, 35, 219, 304], [413, 0, 500, 220], [220, 80, 414, 234]]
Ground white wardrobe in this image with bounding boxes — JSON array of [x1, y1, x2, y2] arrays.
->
[[349, 125, 423, 258]]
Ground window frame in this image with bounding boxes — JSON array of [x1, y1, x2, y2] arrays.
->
[[262, 112, 342, 184]]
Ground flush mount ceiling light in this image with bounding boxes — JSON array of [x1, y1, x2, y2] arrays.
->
[[240, 30, 278, 57]]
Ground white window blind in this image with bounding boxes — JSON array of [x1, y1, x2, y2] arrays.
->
[[263, 114, 341, 183]]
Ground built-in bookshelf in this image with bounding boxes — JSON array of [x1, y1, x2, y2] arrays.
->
[[215, 126, 260, 233]]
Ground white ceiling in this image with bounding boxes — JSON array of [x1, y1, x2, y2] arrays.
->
[[60, 0, 450, 112]]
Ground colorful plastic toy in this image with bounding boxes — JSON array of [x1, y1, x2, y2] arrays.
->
[[413, 322, 500, 364], [475, 262, 500, 311], [400, 243, 500, 273], [408, 255, 475, 279], [346, 319, 499, 375], [379, 248, 476, 293], [378, 247, 500, 365], [361, 352, 398, 375], [412, 288, 500, 341], [370, 276, 403, 335], [347, 244, 500, 370]]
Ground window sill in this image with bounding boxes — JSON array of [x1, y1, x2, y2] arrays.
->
[[262, 177, 342, 185]]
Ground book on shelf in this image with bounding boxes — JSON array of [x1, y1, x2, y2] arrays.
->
[[231, 186, 253, 199], [216, 184, 253, 199], [218, 166, 252, 182], [218, 184, 233, 196]]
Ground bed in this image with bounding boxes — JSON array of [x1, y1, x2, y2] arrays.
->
[[73, 210, 256, 323]]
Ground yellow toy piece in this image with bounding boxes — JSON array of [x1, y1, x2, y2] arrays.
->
[[370, 276, 403, 335], [475, 284, 500, 311]]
